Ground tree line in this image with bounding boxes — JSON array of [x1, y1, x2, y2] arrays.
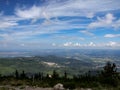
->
[[0, 62, 120, 89]]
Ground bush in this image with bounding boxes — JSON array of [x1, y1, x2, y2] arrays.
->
[[64, 82, 76, 89]]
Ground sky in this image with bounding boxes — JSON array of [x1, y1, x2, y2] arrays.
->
[[0, 0, 120, 51]]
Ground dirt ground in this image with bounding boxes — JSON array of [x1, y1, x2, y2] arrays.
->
[[0, 86, 92, 90]]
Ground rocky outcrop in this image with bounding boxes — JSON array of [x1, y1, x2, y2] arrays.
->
[[53, 83, 64, 90]]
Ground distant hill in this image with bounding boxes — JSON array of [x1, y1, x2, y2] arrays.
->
[[0, 49, 120, 75], [0, 55, 94, 75]]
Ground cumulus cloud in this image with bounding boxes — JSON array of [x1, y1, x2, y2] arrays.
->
[[106, 41, 117, 47], [63, 42, 80, 47], [104, 34, 120, 38], [61, 41, 120, 48], [73, 43, 81, 47], [62, 42, 96, 47], [89, 42, 96, 46], [63, 42, 72, 47], [96, 41, 120, 48]]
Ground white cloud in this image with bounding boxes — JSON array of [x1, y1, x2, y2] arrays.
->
[[106, 41, 117, 47], [63, 42, 96, 47], [80, 30, 94, 36], [63, 42, 72, 47], [0, 14, 23, 29], [0, 21, 18, 29], [1, 1, 119, 36], [0, 33, 9, 38], [113, 19, 120, 29], [88, 13, 120, 29], [63, 42, 81, 47], [15, 0, 120, 20], [54, 35, 85, 41], [88, 13, 115, 29], [89, 42, 96, 46], [61, 41, 120, 48], [86, 12, 94, 18], [73, 43, 81, 47], [15, 5, 41, 19], [79, 38, 85, 41], [15, 5, 53, 23], [48, 0, 120, 18], [95, 41, 120, 47], [52, 43, 56, 46], [0, 0, 120, 50], [104, 34, 120, 38]]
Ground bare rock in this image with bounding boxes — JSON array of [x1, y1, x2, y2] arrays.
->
[[53, 83, 64, 90]]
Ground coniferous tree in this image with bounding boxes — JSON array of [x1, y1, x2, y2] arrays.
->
[[20, 70, 26, 79], [52, 70, 59, 79], [102, 62, 117, 77], [15, 70, 19, 79], [101, 62, 118, 86], [64, 71, 67, 79], [46, 74, 49, 79]]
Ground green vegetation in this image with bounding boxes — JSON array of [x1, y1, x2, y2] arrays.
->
[[0, 56, 93, 75], [0, 62, 120, 90]]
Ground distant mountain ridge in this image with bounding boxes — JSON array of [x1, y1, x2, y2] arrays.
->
[[0, 55, 93, 75], [0, 49, 120, 75]]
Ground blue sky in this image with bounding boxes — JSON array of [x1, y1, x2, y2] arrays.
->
[[0, 0, 120, 50]]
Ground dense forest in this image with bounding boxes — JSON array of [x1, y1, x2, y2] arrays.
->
[[0, 62, 120, 90]]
